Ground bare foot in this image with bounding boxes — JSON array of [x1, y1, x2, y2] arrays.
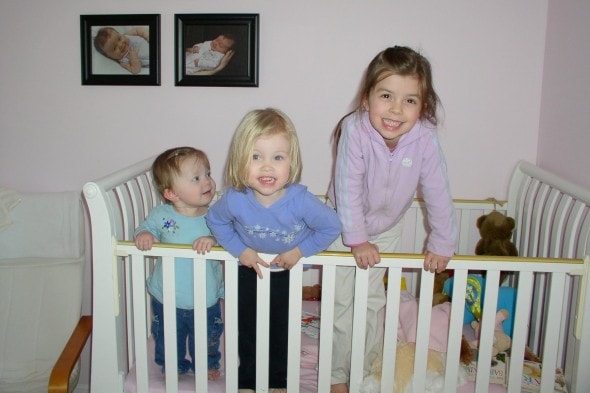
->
[[238, 390, 255, 393], [207, 369, 221, 381], [331, 383, 349, 393], [270, 389, 287, 393]]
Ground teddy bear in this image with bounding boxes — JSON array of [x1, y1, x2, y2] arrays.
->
[[302, 284, 321, 300], [470, 309, 511, 356], [475, 211, 518, 257]]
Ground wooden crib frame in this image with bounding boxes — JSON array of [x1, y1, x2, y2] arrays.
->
[[83, 159, 590, 393]]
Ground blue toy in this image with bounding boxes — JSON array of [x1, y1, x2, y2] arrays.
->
[[443, 274, 516, 337]]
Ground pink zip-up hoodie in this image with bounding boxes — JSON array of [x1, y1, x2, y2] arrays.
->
[[328, 110, 457, 257]]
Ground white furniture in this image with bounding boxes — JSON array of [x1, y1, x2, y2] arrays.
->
[[84, 160, 590, 393], [0, 191, 90, 393]]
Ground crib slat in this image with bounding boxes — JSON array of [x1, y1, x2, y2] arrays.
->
[[162, 255, 179, 393], [411, 270, 434, 393], [317, 263, 336, 393], [255, 264, 271, 392], [506, 270, 534, 393], [349, 267, 369, 393], [539, 272, 566, 393], [380, 266, 402, 393], [287, 263, 303, 393], [223, 258, 239, 393], [443, 268, 468, 392], [474, 269, 500, 392], [193, 256, 209, 392], [130, 254, 149, 393]]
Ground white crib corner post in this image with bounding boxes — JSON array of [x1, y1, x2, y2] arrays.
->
[[83, 182, 126, 393], [571, 255, 590, 391]]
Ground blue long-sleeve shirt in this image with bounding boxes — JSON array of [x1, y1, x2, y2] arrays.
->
[[134, 204, 224, 309], [206, 184, 341, 261]]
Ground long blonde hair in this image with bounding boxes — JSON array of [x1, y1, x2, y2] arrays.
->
[[226, 108, 302, 192]]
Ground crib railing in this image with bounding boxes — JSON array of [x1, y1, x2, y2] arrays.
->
[[116, 242, 588, 393], [84, 159, 590, 392]]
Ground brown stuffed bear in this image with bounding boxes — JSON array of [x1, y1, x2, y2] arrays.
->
[[475, 211, 518, 257], [432, 271, 451, 306], [302, 284, 321, 300]]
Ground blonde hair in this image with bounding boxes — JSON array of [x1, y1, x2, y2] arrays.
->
[[151, 146, 210, 201], [226, 108, 302, 192]]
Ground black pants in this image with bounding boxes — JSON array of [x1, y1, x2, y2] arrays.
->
[[238, 266, 290, 389]]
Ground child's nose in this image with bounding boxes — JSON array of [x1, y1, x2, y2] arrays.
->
[[389, 101, 402, 114]]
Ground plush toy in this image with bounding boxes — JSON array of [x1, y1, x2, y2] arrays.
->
[[475, 211, 518, 257], [443, 275, 516, 337], [360, 291, 472, 393], [302, 284, 321, 300], [432, 271, 452, 306], [470, 309, 511, 356], [361, 341, 470, 393]]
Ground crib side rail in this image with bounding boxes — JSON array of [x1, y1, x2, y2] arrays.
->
[[116, 243, 588, 393], [508, 160, 590, 260], [83, 157, 160, 393]]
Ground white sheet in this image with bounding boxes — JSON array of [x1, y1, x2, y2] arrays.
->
[[0, 188, 20, 231]]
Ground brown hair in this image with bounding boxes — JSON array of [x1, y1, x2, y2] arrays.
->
[[93, 27, 117, 56], [359, 46, 440, 125], [151, 147, 210, 201]]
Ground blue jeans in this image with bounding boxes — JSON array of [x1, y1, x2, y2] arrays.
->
[[151, 297, 223, 373]]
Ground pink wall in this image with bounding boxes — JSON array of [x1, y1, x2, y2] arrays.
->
[[6, 2, 580, 391], [1, 1, 549, 201], [537, 1, 590, 190]]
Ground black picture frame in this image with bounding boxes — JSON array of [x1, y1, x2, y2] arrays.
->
[[175, 13, 259, 87], [80, 14, 160, 86]]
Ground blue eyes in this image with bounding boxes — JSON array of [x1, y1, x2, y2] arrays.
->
[[252, 155, 285, 161]]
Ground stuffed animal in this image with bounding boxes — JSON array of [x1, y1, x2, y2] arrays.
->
[[475, 211, 518, 257], [361, 341, 470, 393], [432, 271, 451, 306], [360, 292, 472, 393], [443, 275, 517, 337], [470, 309, 511, 356], [302, 284, 321, 300]]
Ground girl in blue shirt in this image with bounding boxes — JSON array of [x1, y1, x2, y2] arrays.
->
[[135, 147, 224, 380], [207, 108, 341, 392]]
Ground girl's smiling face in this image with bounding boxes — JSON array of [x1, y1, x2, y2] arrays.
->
[[363, 73, 423, 149], [247, 132, 291, 206], [166, 157, 216, 216]]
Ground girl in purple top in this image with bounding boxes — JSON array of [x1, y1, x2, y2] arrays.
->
[[207, 108, 341, 392], [328, 46, 457, 393]]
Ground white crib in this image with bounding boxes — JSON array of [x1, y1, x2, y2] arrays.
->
[[83, 158, 590, 393]]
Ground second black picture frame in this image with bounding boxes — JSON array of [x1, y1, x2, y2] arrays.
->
[[175, 13, 259, 87]]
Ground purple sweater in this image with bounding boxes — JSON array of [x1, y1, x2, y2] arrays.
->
[[328, 111, 457, 257]]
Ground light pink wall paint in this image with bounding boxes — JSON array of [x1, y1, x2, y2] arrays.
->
[[537, 1, 590, 190], [1, 1, 548, 201]]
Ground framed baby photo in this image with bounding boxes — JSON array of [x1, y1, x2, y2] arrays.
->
[[175, 13, 259, 87], [80, 14, 161, 86]]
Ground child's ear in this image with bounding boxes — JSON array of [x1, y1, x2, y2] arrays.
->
[[163, 188, 179, 203], [361, 98, 369, 111]]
